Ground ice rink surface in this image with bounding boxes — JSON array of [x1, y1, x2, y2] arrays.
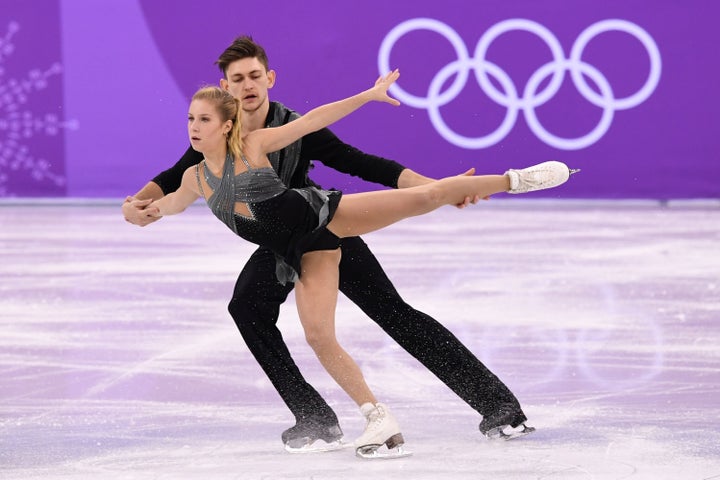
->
[[1, 201, 719, 479]]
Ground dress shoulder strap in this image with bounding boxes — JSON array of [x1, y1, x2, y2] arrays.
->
[[239, 155, 252, 170], [195, 162, 207, 199]]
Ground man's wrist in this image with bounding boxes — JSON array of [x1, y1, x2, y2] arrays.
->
[[397, 168, 435, 189]]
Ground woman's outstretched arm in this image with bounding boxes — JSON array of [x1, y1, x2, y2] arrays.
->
[[250, 70, 401, 156], [149, 167, 201, 216]]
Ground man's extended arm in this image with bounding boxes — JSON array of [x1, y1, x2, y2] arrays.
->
[[299, 127, 405, 188], [300, 127, 480, 205]]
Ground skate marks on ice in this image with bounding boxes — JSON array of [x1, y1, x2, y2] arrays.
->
[[1, 202, 720, 479]]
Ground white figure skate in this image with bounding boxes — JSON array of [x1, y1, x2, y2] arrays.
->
[[505, 160, 580, 194], [354, 403, 412, 460]]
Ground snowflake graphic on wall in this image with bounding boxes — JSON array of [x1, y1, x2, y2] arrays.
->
[[0, 21, 78, 196]]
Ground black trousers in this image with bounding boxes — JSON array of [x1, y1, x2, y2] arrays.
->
[[228, 236, 523, 425]]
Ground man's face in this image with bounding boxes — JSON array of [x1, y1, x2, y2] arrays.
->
[[220, 57, 276, 113]]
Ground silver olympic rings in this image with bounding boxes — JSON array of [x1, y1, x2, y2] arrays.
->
[[378, 18, 662, 150]]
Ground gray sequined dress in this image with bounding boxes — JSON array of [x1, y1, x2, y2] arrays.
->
[[196, 153, 342, 284]]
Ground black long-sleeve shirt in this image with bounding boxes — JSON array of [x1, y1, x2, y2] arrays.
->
[[152, 101, 406, 194]]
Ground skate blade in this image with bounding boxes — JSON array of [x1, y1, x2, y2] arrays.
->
[[486, 423, 536, 441], [285, 439, 351, 454], [355, 444, 412, 460]]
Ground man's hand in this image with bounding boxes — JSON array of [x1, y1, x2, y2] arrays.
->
[[455, 167, 489, 209], [122, 196, 161, 226], [397, 166, 488, 208]]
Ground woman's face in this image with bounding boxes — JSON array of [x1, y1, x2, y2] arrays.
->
[[187, 99, 231, 154]]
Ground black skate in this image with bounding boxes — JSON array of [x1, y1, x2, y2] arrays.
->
[[282, 416, 348, 453], [479, 405, 535, 441]]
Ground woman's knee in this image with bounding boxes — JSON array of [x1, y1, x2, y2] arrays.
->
[[301, 249, 341, 274], [304, 326, 338, 353]]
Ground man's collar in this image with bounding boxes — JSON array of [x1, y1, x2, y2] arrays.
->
[[265, 101, 279, 127]]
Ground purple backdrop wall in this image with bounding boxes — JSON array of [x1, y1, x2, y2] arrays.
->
[[1, 0, 718, 198]]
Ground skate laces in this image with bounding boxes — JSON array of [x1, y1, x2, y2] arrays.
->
[[506, 161, 572, 194], [368, 406, 382, 426], [519, 165, 551, 188], [506, 168, 546, 191], [363, 404, 386, 428]]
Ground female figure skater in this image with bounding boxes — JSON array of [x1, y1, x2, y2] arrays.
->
[[148, 70, 574, 458]]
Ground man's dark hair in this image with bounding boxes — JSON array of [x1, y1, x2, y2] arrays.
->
[[215, 35, 270, 77]]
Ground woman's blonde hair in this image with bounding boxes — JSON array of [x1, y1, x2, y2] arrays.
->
[[191, 86, 243, 160]]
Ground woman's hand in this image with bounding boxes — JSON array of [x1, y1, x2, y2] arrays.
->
[[122, 196, 161, 226], [368, 69, 401, 106]]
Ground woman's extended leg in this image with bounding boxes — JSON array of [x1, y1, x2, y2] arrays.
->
[[328, 173, 509, 239], [328, 160, 573, 239]]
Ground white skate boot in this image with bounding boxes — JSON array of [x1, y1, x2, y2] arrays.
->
[[505, 160, 579, 194], [354, 403, 411, 459]]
